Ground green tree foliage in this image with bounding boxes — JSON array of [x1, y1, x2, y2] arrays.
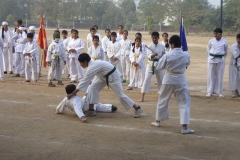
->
[[0, 0, 239, 32], [147, 17, 153, 34]]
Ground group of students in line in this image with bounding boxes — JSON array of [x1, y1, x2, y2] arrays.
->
[[0, 20, 40, 82]]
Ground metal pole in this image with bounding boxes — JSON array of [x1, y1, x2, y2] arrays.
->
[[220, 0, 223, 29]]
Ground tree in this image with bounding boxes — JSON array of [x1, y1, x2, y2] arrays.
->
[[224, 0, 240, 32], [138, 0, 166, 24], [120, 0, 137, 25], [147, 17, 153, 34]]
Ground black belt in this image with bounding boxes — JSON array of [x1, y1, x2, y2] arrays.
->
[[105, 67, 116, 88]]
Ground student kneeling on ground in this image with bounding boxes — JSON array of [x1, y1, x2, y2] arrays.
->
[[56, 84, 118, 123]]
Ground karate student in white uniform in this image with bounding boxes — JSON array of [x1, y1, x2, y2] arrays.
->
[[23, 33, 38, 83], [206, 28, 228, 97], [126, 37, 146, 90], [86, 27, 96, 49], [0, 37, 5, 80], [67, 29, 85, 83], [161, 32, 171, 53], [88, 35, 104, 61], [12, 20, 23, 68], [151, 35, 194, 134], [102, 29, 111, 62], [119, 30, 131, 83], [56, 84, 118, 123], [140, 32, 165, 102], [229, 34, 240, 98], [46, 31, 67, 87], [67, 53, 143, 118], [28, 26, 39, 74], [116, 25, 124, 41], [1, 21, 15, 74], [107, 32, 122, 74], [62, 30, 71, 77], [86, 25, 102, 41], [12, 26, 28, 77]]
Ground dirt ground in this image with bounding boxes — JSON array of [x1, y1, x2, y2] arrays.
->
[[0, 31, 240, 160]]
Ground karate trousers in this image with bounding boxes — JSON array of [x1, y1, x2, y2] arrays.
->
[[141, 64, 164, 93], [25, 59, 37, 81], [3, 47, 13, 72], [15, 52, 25, 75], [0, 51, 4, 78], [121, 55, 130, 81], [155, 84, 191, 125], [87, 71, 134, 110], [69, 57, 84, 81], [48, 60, 64, 81], [207, 62, 225, 95], [62, 57, 70, 75]]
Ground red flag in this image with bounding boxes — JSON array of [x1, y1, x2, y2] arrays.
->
[[38, 13, 48, 68]]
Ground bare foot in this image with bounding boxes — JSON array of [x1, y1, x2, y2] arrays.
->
[[80, 116, 88, 123], [139, 99, 144, 102]]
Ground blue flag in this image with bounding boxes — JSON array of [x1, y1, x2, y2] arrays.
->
[[180, 17, 188, 51]]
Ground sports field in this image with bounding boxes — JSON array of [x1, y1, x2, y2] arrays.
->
[[0, 30, 240, 160]]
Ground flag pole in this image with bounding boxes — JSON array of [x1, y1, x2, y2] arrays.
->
[[220, 0, 223, 29]]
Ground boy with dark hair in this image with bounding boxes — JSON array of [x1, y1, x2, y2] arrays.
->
[[140, 31, 165, 102], [12, 26, 28, 77], [229, 34, 240, 97], [87, 25, 102, 41], [67, 53, 143, 118], [119, 30, 132, 83], [116, 25, 124, 41], [23, 33, 38, 83], [206, 28, 228, 97], [102, 29, 111, 62], [88, 35, 104, 61], [107, 32, 122, 74], [87, 27, 96, 48], [62, 30, 71, 77], [151, 35, 194, 134], [56, 84, 117, 123], [67, 29, 85, 83]]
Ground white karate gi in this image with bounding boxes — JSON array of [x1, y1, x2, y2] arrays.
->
[[12, 32, 27, 75], [155, 48, 191, 124], [102, 36, 111, 62], [47, 41, 67, 81], [32, 34, 39, 73], [76, 60, 134, 110], [88, 45, 104, 61], [107, 41, 122, 74], [56, 95, 112, 119], [87, 36, 93, 49], [207, 38, 228, 95], [67, 38, 85, 81], [116, 33, 123, 41], [0, 37, 4, 79], [141, 42, 166, 93], [23, 41, 38, 81], [87, 33, 102, 42], [229, 42, 240, 90], [2, 29, 14, 72], [128, 45, 146, 88], [62, 37, 71, 75], [160, 41, 171, 53], [119, 38, 132, 81]]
